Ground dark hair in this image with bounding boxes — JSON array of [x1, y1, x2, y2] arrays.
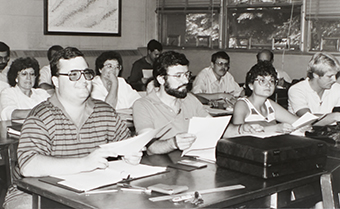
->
[[0, 42, 10, 56], [147, 39, 163, 52], [211, 51, 230, 63], [50, 47, 85, 77], [47, 45, 63, 61], [307, 52, 340, 79], [95, 51, 123, 76], [153, 51, 189, 87], [245, 61, 277, 96], [8, 57, 40, 87], [256, 49, 274, 63]]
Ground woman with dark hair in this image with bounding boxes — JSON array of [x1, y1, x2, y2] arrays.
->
[[232, 61, 298, 134], [0, 57, 50, 120], [92, 51, 140, 110]]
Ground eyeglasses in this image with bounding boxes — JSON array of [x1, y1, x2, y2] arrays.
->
[[166, 71, 192, 79], [215, 62, 229, 68], [103, 63, 121, 70], [254, 78, 277, 86], [58, 69, 95, 81], [0, 56, 9, 63], [19, 71, 36, 77]]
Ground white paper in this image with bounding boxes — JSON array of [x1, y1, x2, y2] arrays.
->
[[292, 112, 319, 129], [142, 69, 153, 78], [238, 132, 284, 138], [52, 161, 167, 192], [182, 116, 231, 156], [100, 126, 168, 156], [183, 148, 216, 163]]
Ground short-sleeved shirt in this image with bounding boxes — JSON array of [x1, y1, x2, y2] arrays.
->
[[4, 94, 130, 205], [133, 91, 209, 140], [128, 57, 152, 91], [38, 65, 52, 86], [0, 85, 51, 120], [288, 79, 340, 114], [192, 66, 243, 96], [91, 76, 141, 110]]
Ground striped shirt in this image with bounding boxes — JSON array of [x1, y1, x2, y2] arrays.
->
[[4, 94, 130, 205]]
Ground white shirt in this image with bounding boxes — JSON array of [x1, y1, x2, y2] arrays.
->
[[192, 66, 243, 96], [91, 76, 141, 110], [288, 79, 340, 114], [39, 65, 52, 86], [0, 85, 50, 120]]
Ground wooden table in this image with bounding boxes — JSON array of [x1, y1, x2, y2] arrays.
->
[[15, 151, 340, 209]]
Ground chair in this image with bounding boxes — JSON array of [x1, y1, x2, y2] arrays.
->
[[320, 164, 340, 209]]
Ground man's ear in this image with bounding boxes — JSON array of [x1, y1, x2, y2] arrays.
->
[[52, 76, 59, 88], [156, 75, 165, 85], [210, 62, 214, 68]]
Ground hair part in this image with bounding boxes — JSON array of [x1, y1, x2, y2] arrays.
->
[[8, 57, 40, 87], [307, 52, 340, 79], [153, 51, 189, 87], [95, 51, 123, 76], [50, 47, 84, 77]]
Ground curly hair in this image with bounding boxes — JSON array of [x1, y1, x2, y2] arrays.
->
[[95, 51, 123, 76], [245, 61, 277, 96], [7, 57, 40, 87]]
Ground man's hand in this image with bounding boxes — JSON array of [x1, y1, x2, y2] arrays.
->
[[83, 147, 118, 171], [174, 133, 197, 150], [104, 70, 118, 90]]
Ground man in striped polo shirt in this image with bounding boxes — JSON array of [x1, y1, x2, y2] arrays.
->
[[3, 47, 141, 209]]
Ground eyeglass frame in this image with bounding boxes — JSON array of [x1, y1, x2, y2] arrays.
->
[[165, 71, 192, 79], [57, 69, 95, 81], [214, 61, 230, 68], [0, 56, 9, 63], [103, 63, 121, 71], [254, 77, 278, 86]]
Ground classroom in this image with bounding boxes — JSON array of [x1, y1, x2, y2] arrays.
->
[[1, 0, 340, 208]]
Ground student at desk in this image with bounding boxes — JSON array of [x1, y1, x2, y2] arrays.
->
[[3, 47, 141, 209], [232, 61, 298, 134]]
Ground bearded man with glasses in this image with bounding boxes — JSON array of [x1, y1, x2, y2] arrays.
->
[[133, 51, 210, 155], [192, 51, 244, 103], [3, 47, 141, 209]]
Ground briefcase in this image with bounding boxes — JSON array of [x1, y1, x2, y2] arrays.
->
[[216, 135, 328, 179]]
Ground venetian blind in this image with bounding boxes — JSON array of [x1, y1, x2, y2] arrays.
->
[[306, 0, 340, 19]]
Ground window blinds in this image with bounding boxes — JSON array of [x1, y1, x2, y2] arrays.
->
[[306, 0, 340, 19]]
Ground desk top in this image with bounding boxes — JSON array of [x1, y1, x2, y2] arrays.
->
[[16, 151, 340, 209]]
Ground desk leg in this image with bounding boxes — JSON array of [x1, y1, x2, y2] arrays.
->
[[3, 145, 13, 187], [32, 193, 41, 209]]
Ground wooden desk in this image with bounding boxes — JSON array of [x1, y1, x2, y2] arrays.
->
[[16, 151, 340, 209]]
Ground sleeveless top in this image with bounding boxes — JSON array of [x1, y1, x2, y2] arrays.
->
[[238, 97, 276, 124]]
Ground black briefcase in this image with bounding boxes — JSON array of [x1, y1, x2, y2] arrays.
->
[[216, 135, 328, 179]]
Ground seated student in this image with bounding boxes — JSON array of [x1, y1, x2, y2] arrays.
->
[[0, 57, 50, 121], [232, 61, 298, 134], [288, 52, 340, 126], [3, 47, 141, 209], [192, 51, 244, 103], [91, 51, 141, 110], [128, 39, 163, 91], [0, 42, 11, 83], [133, 51, 210, 155], [38, 45, 63, 91]]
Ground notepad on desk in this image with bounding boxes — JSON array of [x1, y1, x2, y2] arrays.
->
[[43, 160, 167, 193]]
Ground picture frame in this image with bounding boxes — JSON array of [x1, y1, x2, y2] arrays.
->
[[44, 0, 121, 36]]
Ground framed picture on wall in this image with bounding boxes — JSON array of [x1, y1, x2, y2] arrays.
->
[[44, 0, 121, 36]]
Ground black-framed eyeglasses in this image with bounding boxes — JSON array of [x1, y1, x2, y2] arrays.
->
[[0, 56, 9, 63], [254, 78, 277, 86], [166, 71, 192, 79], [58, 69, 95, 81]]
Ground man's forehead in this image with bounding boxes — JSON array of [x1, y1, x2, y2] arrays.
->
[[167, 64, 188, 73], [0, 51, 8, 57], [59, 56, 88, 72], [215, 58, 229, 63]]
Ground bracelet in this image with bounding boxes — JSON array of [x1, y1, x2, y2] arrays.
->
[[238, 124, 242, 134], [173, 137, 179, 149]]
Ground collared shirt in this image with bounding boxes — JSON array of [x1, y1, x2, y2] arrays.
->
[[4, 94, 130, 205], [288, 79, 340, 114], [133, 91, 209, 140], [91, 76, 141, 110], [0, 85, 50, 120], [38, 65, 52, 86], [192, 66, 243, 96]]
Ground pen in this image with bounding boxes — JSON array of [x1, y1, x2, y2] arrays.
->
[[83, 189, 118, 195]]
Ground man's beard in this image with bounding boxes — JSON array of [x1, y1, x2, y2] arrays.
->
[[165, 82, 188, 99]]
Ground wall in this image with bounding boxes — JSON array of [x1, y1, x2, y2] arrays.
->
[[0, 0, 157, 51]]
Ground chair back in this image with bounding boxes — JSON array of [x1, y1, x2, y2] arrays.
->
[[321, 164, 340, 209]]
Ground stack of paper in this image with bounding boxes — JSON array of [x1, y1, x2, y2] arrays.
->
[[51, 160, 167, 192]]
